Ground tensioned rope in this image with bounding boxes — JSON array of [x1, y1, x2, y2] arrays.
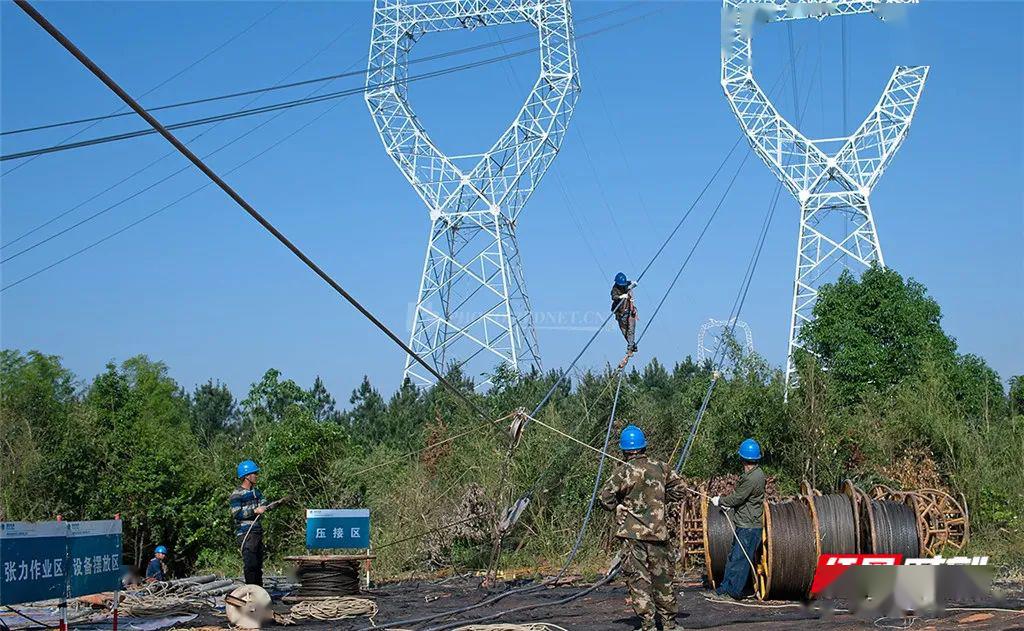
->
[[1, 9, 659, 163], [12, 0, 488, 424], [675, 39, 821, 474], [1, 21, 358, 253], [1, 5, 634, 138], [365, 46, 812, 631], [1, 4, 281, 177]]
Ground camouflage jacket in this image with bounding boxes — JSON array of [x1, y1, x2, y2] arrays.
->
[[598, 454, 687, 541]]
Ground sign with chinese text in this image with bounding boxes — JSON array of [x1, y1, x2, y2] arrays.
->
[[66, 520, 122, 597], [305, 509, 370, 549], [0, 522, 68, 606], [0, 520, 122, 606]]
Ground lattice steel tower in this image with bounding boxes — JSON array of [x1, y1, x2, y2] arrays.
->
[[366, 0, 580, 388], [721, 0, 927, 387]]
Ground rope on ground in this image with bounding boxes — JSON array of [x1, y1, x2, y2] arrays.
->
[[287, 596, 378, 621]]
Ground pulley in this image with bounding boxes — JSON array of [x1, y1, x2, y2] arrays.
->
[[508, 408, 528, 452], [225, 584, 273, 629], [497, 495, 531, 535]]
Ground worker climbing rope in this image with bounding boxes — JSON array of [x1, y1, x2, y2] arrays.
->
[[611, 272, 638, 366], [598, 424, 686, 631]]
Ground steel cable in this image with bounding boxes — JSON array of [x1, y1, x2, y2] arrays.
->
[[705, 501, 734, 588], [813, 494, 857, 555], [868, 500, 919, 558], [292, 560, 361, 597], [762, 500, 816, 600]]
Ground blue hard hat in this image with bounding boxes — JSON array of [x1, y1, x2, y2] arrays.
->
[[619, 424, 647, 451], [237, 460, 260, 479], [614, 272, 629, 287], [154, 545, 167, 555], [738, 438, 762, 461]]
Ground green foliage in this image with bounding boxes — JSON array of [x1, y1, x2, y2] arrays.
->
[[2, 266, 1021, 575]]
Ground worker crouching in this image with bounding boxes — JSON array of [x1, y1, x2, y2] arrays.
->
[[599, 424, 686, 631], [710, 438, 766, 601]]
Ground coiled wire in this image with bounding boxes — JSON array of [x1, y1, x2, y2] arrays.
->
[[812, 494, 857, 555], [763, 500, 816, 600], [869, 500, 920, 558], [705, 501, 734, 587], [293, 559, 360, 596]]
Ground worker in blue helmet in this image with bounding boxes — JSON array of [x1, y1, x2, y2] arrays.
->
[[709, 438, 766, 601], [230, 460, 269, 586], [598, 424, 686, 631], [145, 545, 168, 582], [611, 272, 638, 355]]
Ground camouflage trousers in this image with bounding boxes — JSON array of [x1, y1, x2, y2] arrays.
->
[[620, 538, 676, 629]]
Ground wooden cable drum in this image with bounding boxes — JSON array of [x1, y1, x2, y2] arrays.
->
[[808, 494, 858, 555], [756, 499, 816, 601], [677, 485, 706, 570], [702, 498, 733, 588]]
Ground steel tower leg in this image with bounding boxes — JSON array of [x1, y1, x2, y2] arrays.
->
[[785, 192, 884, 384]]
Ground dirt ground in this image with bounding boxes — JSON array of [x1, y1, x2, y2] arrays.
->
[[172, 576, 1024, 631]]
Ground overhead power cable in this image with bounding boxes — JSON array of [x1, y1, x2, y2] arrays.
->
[[1, 24, 359, 263], [1, 3, 280, 176], [13, 0, 488, 422], [1, 4, 632, 138], [0, 8, 657, 162], [1, 20, 357, 252]]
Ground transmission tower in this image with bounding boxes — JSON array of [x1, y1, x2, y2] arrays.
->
[[697, 318, 754, 367], [366, 0, 581, 388], [721, 0, 928, 388]]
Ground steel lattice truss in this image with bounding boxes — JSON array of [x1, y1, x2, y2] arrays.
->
[[366, 0, 580, 388], [697, 318, 755, 368], [721, 0, 928, 387]]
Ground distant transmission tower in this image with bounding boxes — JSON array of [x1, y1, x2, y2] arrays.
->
[[721, 0, 927, 388], [366, 0, 581, 388], [697, 318, 754, 367]]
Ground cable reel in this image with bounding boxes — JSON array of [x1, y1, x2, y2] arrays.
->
[[224, 584, 273, 629]]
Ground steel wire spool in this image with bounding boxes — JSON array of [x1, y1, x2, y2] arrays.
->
[[757, 500, 816, 600], [292, 558, 361, 596], [810, 494, 857, 555], [702, 499, 733, 588], [867, 499, 920, 558]]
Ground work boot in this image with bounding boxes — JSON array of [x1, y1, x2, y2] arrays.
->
[[629, 343, 638, 353]]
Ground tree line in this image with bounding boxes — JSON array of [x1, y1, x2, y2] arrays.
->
[[2, 266, 1021, 577]]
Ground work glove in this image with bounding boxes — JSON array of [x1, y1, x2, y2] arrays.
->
[[711, 495, 721, 507]]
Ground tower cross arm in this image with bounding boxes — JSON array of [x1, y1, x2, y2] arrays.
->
[[833, 64, 929, 189]]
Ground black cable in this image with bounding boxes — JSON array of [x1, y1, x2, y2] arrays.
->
[[13, 0, 488, 423], [1, 9, 659, 162], [763, 499, 817, 600], [293, 559, 361, 596], [813, 494, 858, 555], [1, 5, 632, 138], [1, 3, 281, 177], [868, 500, 919, 558], [1, 20, 357, 251], [1, 24, 360, 263]]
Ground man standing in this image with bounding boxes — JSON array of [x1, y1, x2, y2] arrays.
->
[[145, 545, 168, 582], [231, 460, 269, 586], [711, 438, 766, 600], [599, 424, 686, 631], [611, 272, 638, 355]]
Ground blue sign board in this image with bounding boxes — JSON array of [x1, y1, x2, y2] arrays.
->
[[0, 520, 122, 606], [66, 521, 122, 598], [0, 522, 67, 606], [306, 509, 370, 549]]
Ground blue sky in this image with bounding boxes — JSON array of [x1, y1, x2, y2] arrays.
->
[[1, 1, 1021, 403]]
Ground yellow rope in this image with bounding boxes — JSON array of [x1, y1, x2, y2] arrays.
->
[[288, 596, 378, 621]]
